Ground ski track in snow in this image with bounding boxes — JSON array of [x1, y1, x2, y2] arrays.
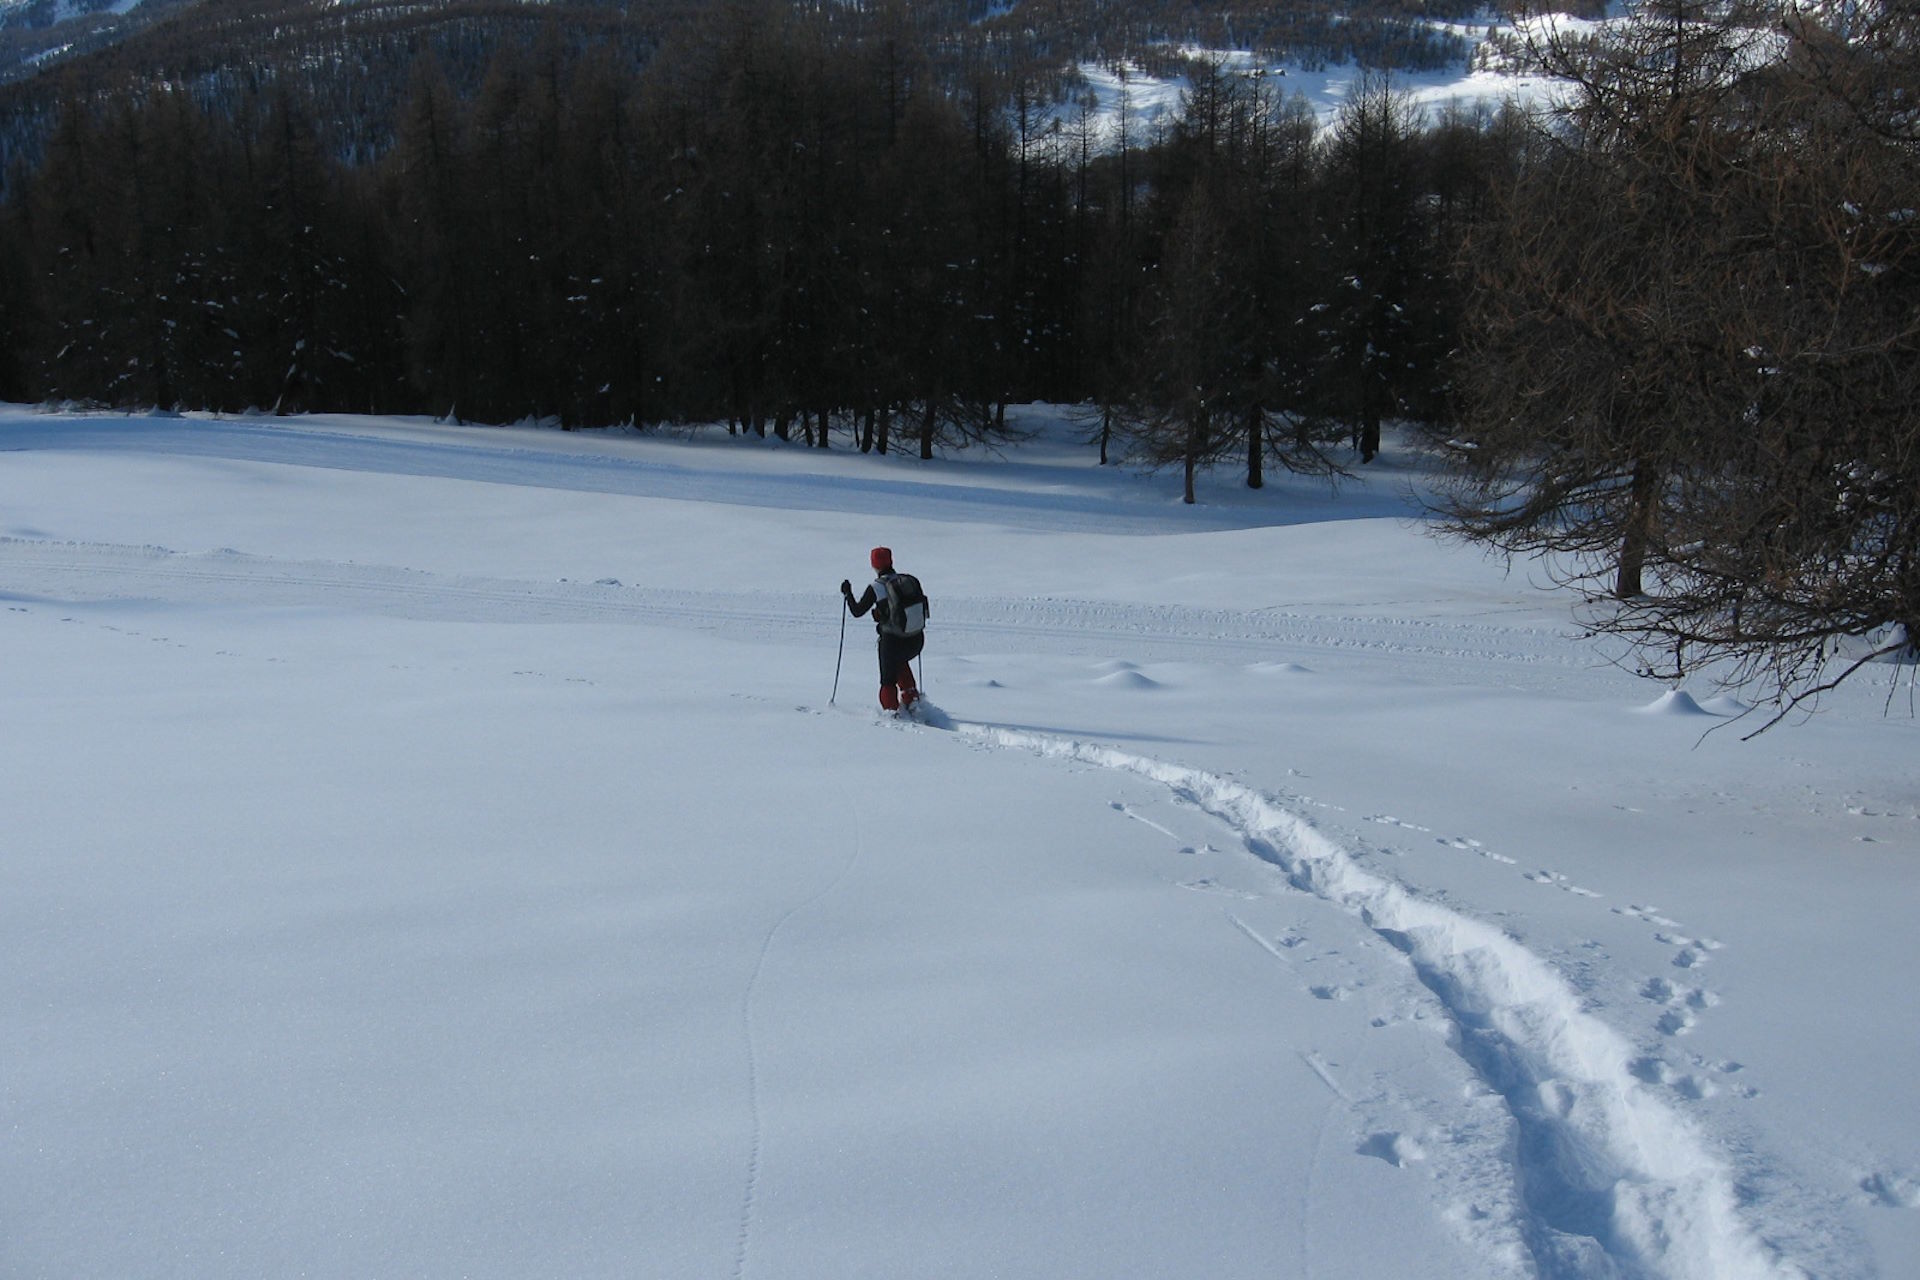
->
[[1358, 816, 1747, 1089], [732, 776, 868, 1280], [952, 721, 1804, 1280]]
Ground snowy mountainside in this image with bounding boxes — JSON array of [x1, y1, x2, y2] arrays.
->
[[0, 0, 195, 82], [0, 0, 144, 22], [0, 0, 141, 20], [1070, 25, 1568, 139]]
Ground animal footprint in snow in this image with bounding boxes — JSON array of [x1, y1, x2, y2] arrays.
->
[[1639, 975, 1679, 1002], [1658, 934, 1723, 968], [1672, 1074, 1719, 1100], [1525, 869, 1602, 898], [1656, 1008, 1698, 1035], [1641, 976, 1719, 1035], [1630, 1057, 1720, 1100], [1178, 878, 1257, 902], [1706, 1057, 1758, 1096], [1631, 1056, 1668, 1084], [1356, 1131, 1426, 1168], [1616, 904, 1682, 928], [1437, 836, 1517, 865], [1860, 1171, 1920, 1209]]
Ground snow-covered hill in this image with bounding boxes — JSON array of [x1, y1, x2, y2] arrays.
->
[[1070, 31, 1566, 140], [2, 405, 1914, 1278], [0, 0, 186, 82], [0, 0, 147, 22]]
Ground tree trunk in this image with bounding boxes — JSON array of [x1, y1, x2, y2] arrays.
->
[[1360, 401, 1381, 464], [1245, 403, 1264, 489], [877, 406, 890, 456], [920, 400, 935, 460], [1183, 410, 1204, 505], [1616, 460, 1658, 599]]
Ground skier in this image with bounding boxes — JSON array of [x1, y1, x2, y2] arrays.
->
[[841, 546, 928, 713]]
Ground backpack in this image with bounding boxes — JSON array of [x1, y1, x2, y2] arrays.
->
[[876, 572, 928, 637]]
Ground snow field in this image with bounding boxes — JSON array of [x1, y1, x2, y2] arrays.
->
[[2, 405, 1916, 1278]]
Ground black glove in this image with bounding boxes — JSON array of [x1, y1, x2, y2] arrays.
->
[[840, 579, 852, 597]]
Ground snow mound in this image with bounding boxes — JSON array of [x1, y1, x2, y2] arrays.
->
[[1250, 661, 1311, 676], [1639, 690, 1714, 716], [1697, 696, 1751, 717], [1094, 669, 1161, 690]]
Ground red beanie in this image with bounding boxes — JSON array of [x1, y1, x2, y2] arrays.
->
[[870, 546, 893, 571]]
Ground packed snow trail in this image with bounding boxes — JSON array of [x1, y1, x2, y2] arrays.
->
[[957, 722, 1801, 1280]]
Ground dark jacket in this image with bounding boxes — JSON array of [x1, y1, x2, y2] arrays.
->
[[844, 573, 925, 679], [846, 578, 890, 630]]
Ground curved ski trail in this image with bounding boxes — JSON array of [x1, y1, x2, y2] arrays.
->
[[959, 722, 1802, 1280], [731, 780, 867, 1280]]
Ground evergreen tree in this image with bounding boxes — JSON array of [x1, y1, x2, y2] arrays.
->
[[0, 190, 28, 403], [1314, 71, 1438, 463]]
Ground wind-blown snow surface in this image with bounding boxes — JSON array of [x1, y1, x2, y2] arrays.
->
[[2, 406, 1915, 1279]]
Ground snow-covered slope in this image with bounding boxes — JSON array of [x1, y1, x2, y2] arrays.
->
[[1067, 14, 1580, 142], [2, 405, 1914, 1278], [0, 0, 145, 20]]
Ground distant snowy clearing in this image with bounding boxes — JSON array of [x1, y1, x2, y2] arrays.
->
[[1064, 11, 1588, 146]]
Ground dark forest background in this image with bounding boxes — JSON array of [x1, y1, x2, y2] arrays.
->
[[0, 0, 1488, 481]]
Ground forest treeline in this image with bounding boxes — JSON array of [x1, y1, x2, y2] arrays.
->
[[0, 0, 1486, 473]]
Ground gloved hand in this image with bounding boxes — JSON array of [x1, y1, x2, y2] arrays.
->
[[840, 579, 852, 597]]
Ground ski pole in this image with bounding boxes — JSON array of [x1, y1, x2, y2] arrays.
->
[[829, 595, 849, 705]]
